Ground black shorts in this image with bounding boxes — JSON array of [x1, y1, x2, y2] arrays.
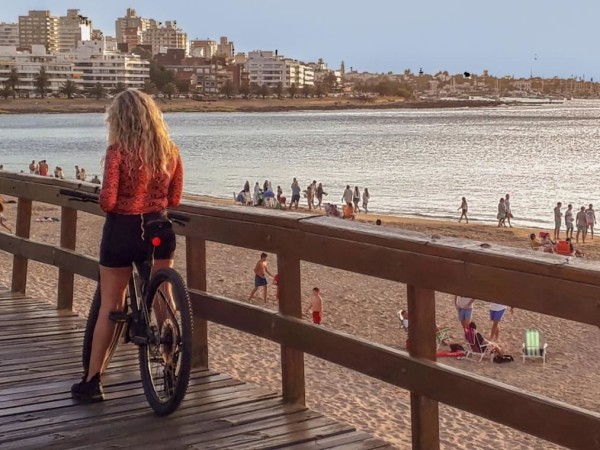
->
[[99, 212, 176, 268]]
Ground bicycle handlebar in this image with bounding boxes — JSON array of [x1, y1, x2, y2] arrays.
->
[[58, 189, 190, 224]]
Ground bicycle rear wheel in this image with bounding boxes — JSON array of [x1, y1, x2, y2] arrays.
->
[[139, 268, 193, 416]]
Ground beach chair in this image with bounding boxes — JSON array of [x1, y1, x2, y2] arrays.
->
[[464, 327, 494, 362], [555, 240, 573, 256], [522, 329, 548, 364], [397, 310, 450, 350]]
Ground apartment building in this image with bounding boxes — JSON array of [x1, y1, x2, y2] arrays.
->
[[0, 45, 81, 95], [58, 9, 92, 52], [19, 10, 59, 53], [216, 36, 234, 60], [64, 39, 149, 90], [189, 39, 217, 58], [142, 20, 187, 56], [115, 8, 150, 46], [0, 23, 19, 47], [246, 51, 314, 88]]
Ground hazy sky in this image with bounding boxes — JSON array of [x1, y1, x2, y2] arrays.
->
[[2, 1, 598, 79]]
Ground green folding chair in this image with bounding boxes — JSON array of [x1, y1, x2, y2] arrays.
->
[[522, 329, 548, 364]]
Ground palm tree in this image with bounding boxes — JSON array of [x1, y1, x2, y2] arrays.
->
[[112, 82, 127, 95], [87, 82, 106, 100], [6, 68, 19, 99], [0, 85, 14, 100], [34, 67, 51, 98], [288, 83, 298, 99], [59, 80, 79, 99], [141, 80, 156, 95]]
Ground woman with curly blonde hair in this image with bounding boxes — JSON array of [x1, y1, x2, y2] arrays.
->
[[72, 89, 183, 402]]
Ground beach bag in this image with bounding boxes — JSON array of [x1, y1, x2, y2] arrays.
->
[[493, 354, 514, 364], [450, 343, 465, 352]]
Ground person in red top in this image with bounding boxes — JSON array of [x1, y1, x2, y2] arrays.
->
[[72, 89, 183, 402]]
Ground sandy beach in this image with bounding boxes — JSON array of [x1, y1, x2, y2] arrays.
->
[[0, 195, 598, 449], [0, 97, 503, 115]]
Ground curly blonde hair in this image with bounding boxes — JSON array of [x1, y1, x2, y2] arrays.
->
[[106, 89, 176, 175]]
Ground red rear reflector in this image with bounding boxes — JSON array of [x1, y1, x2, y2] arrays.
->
[[151, 237, 162, 247]]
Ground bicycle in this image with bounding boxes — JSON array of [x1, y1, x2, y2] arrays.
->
[[60, 189, 194, 416]]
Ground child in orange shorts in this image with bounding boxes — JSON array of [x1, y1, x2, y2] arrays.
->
[[305, 287, 323, 324]]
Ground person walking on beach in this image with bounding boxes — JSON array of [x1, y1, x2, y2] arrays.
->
[[553, 202, 562, 241], [276, 185, 283, 202], [29, 160, 37, 174], [290, 178, 301, 210], [316, 182, 326, 209], [565, 204, 574, 240], [79, 168, 87, 182], [305, 287, 323, 325], [71, 89, 184, 402], [248, 252, 274, 302], [455, 295, 475, 328], [585, 204, 596, 239], [504, 194, 513, 227], [352, 186, 361, 212], [362, 188, 370, 214], [243, 180, 250, 193], [306, 184, 314, 211], [310, 180, 317, 209], [458, 197, 468, 223], [253, 182, 260, 205], [497, 197, 507, 227], [576, 206, 587, 244], [342, 185, 353, 207]]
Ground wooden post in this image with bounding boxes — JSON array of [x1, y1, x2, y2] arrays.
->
[[186, 236, 208, 369], [407, 285, 440, 450], [11, 198, 32, 294], [57, 206, 77, 310], [277, 254, 305, 405]]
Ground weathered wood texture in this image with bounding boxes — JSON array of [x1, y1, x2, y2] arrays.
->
[[0, 290, 392, 450], [56, 206, 77, 310], [190, 290, 600, 450], [1, 173, 600, 450], [186, 236, 208, 369]]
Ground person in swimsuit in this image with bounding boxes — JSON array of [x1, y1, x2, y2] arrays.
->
[[585, 204, 596, 239], [248, 252, 274, 302], [305, 287, 323, 324]]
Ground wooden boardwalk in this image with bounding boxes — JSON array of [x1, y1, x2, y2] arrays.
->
[[0, 290, 393, 450]]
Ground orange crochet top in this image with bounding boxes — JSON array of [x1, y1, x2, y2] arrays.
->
[[99, 145, 183, 214]]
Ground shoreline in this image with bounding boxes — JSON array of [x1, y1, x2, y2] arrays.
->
[[0, 97, 505, 115]]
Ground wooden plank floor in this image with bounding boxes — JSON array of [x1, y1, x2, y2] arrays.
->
[[0, 290, 394, 450]]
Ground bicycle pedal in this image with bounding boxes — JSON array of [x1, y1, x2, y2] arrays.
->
[[108, 312, 129, 323]]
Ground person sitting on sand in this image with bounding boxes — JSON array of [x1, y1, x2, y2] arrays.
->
[[566, 238, 585, 257], [538, 232, 555, 253]]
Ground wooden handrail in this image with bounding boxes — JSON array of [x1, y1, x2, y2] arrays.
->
[[0, 172, 599, 450]]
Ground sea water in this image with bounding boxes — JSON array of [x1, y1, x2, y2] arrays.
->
[[1, 100, 600, 228]]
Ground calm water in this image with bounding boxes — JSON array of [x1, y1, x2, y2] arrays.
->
[[1, 101, 600, 228]]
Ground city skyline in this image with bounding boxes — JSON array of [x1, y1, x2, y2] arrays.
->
[[1, 1, 599, 79]]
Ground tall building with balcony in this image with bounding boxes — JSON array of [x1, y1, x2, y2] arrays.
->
[[58, 9, 92, 52], [63, 39, 149, 91], [115, 8, 150, 48], [142, 20, 187, 56], [246, 51, 314, 88], [0, 45, 81, 95], [18, 10, 59, 52], [0, 23, 19, 47]]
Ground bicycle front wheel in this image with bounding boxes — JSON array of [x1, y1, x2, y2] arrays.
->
[[139, 268, 193, 416]]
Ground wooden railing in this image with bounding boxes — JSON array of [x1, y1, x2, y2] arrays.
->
[[0, 172, 598, 450]]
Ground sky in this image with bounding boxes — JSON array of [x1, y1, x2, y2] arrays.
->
[[2, 1, 600, 79]]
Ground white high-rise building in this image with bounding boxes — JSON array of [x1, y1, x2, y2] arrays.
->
[[0, 23, 19, 47], [0, 45, 81, 95], [246, 50, 314, 88], [142, 20, 187, 56], [63, 39, 149, 90]]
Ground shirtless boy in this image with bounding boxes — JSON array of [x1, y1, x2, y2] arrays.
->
[[248, 252, 274, 302], [305, 287, 323, 324]]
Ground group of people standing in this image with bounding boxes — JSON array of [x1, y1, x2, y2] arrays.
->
[[553, 202, 596, 243], [237, 178, 371, 214], [28, 160, 100, 184]]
